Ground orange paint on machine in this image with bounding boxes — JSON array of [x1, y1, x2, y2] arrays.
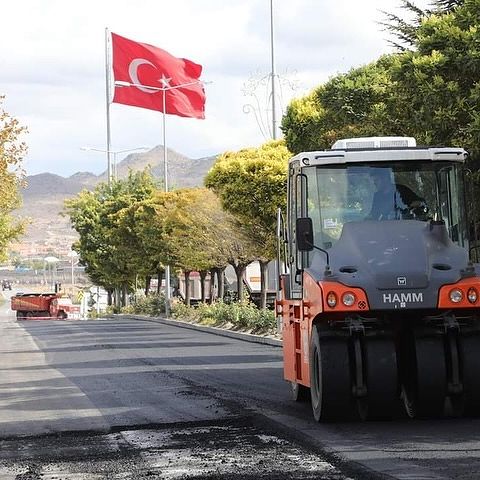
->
[[437, 277, 480, 308]]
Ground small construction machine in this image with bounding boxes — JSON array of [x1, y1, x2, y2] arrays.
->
[[11, 293, 81, 320], [276, 136, 480, 421]]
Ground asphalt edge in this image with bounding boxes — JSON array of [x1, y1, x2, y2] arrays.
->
[[114, 314, 282, 347]]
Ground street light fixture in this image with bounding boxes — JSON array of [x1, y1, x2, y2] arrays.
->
[[81, 146, 150, 183]]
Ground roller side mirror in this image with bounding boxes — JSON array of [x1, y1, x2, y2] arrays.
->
[[296, 217, 314, 252]]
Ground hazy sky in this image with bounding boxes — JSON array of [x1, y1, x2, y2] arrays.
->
[[1, 1, 427, 177]]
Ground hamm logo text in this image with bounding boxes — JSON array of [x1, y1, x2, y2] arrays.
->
[[383, 292, 423, 304]]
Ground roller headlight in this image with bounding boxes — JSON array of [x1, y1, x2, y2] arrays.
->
[[449, 289, 463, 303], [467, 287, 478, 304], [326, 292, 337, 308], [342, 292, 356, 307]]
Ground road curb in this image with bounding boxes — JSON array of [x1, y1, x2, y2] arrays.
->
[[115, 314, 282, 347]]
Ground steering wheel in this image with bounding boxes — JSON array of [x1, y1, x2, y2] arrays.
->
[[409, 201, 429, 220]]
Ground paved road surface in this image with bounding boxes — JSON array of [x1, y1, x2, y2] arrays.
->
[[1, 293, 480, 479]]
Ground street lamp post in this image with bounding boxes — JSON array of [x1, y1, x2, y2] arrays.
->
[[67, 250, 78, 293], [44, 256, 59, 291], [114, 79, 207, 317], [81, 146, 150, 183]]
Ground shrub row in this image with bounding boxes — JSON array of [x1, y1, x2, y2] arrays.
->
[[171, 300, 276, 335], [122, 295, 276, 335], [123, 293, 166, 316]]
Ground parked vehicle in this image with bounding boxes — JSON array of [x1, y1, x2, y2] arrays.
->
[[243, 261, 276, 308], [2, 280, 12, 291], [11, 293, 81, 320]]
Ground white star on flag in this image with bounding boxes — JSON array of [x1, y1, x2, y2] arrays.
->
[[160, 74, 171, 88]]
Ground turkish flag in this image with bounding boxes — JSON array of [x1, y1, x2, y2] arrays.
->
[[111, 33, 205, 119]]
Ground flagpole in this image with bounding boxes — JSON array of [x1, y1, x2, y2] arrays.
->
[[162, 87, 171, 317], [105, 27, 113, 186]]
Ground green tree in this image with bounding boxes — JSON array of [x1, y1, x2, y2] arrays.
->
[[381, 1, 429, 51], [282, 56, 399, 154], [134, 188, 254, 306], [175, 188, 248, 303], [65, 170, 157, 307], [164, 189, 214, 306], [190, 191, 258, 304], [282, 1, 480, 160], [0, 96, 27, 261], [206, 140, 290, 308], [280, 91, 325, 154], [390, 0, 480, 158], [127, 190, 183, 301], [381, 0, 463, 51]]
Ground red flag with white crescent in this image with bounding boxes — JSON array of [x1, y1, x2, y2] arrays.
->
[[111, 33, 205, 119]]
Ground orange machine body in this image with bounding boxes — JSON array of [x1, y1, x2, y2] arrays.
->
[[279, 272, 480, 389]]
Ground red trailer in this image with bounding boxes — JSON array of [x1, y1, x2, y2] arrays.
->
[[11, 293, 81, 320]]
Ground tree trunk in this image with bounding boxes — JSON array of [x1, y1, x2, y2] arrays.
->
[[184, 270, 191, 306], [145, 275, 151, 296], [217, 267, 225, 300], [115, 287, 121, 309], [121, 284, 128, 307], [233, 264, 247, 302], [259, 260, 269, 310], [199, 270, 207, 303], [209, 268, 217, 304], [157, 270, 163, 295]]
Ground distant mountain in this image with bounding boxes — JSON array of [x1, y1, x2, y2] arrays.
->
[[68, 171, 98, 187], [23, 173, 91, 196], [13, 147, 218, 257], [101, 146, 217, 188]]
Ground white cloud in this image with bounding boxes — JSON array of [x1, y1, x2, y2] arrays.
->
[[0, 0, 429, 176]]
